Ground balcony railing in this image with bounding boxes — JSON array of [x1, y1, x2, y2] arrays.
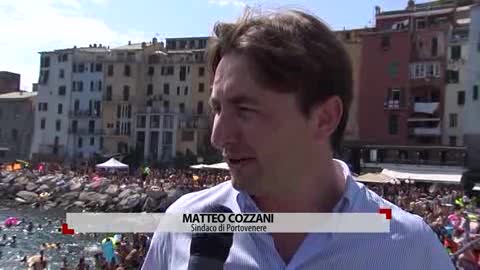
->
[[413, 102, 439, 114], [69, 110, 101, 118], [68, 129, 104, 135], [411, 126, 441, 136]]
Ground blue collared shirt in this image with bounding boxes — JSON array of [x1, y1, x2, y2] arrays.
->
[[142, 160, 455, 270]]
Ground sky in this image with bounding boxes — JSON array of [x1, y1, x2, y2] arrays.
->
[[0, 0, 431, 91]]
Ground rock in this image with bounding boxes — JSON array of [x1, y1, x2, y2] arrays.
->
[[0, 183, 9, 191], [118, 189, 133, 200], [78, 192, 109, 203], [117, 194, 141, 210], [146, 186, 167, 200], [61, 191, 80, 201], [14, 176, 29, 186], [2, 173, 16, 184], [112, 197, 120, 203], [73, 201, 85, 207], [105, 184, 119, 196], [59, 200, 71, 208], [42, 201, 57, 210], [69, 181, 82, 191], [8, 183, 25, 195], [16, 191, 38, 203], [35, 184, 50, 193], [15, 197, 28, 204], [26, 182, 39, 192]]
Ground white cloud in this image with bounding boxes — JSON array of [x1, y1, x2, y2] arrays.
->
[[208, 0, 246, 7], [0, 0, 145, 91]]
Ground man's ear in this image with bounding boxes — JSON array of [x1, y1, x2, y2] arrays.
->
[[310, 96, 343, 142]]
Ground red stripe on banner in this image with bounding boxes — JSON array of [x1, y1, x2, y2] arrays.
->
[[61, 223, 75, 235], [378, 209, 392, 220]]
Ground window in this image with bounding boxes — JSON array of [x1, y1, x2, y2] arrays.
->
[[179, 103, 185, 113], [38, 102, 48, 112], [449, 113, 458, 128], [39, 70, 49, 84], [184, 87, 188, 95], [40, 56, 50, 68], [98, 81, 102, 91], [198, 83, 205, 93], [95, 63, 102, 72], [381, 35, 390, 49], [148, 66, 154, 76], [416, 18, 426, 29], [90, 137, 95, 146], [146, 100, 153, 107], [447, 70, 459, 83], [123, 86, 130, 101], [90, 81, 94, 91], [163, 115, 174, 129], [78, 137, 83, 148], [124, 65, 131, 76], [117, 105, 121, 118], [147, 84, 153, 96], [74, 100, 80, 111], [40, 118, 46, 129], [107, 64, 114, 76], [388, 115, 398, 135], [72, 120, 78, 133], [426, 63, 440, 78], [458, 91, 465, 105], [58, 86, 66, 96], [89, 120, 95, 133], [179, 66, 186, 81], [127, 105, 132, 119], [197, 101, 204, 114], [163, 83, 170, 95], [167, 66, 174, 75], [11, 129, 18, 141], [411, 63, 425, 79], [177, 86, 180, 96], [449, 136, 457, 146], [163, 100, 170, 112], [451, 46, 461, 60], [77, 81, 83, 92], [162, 131, 173, 144], [431, 37, 438, 57], [56, 120, 61, 131], [474, 85, 479, 100], [182, 131, 195, 142], [199, 67, 205, 77], [62, 54, 68, 62], [106, 85, 112, 101], [78, 63, 85, 73], [388, 62, 399, 78], [57, 104, 63, 114], [59, 69, 64, 79], [90, 63, 94, 73], [150, 115, 160, 128], [100, 137, 103, 149], [137, 115, 146, 128]]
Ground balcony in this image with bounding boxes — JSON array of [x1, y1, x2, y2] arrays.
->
[[413, 102, 439, 114], [68, 129, 104, 135], [69, 110, 101, 118], [384, 100, 404, 110], [411, 126, 441, 136]]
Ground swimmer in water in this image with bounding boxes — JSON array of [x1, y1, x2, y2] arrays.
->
[[9, 235, 16, 247], [0, 234, 7, 246], [27, 222, 34, 232], [38, 224, 42, 230]]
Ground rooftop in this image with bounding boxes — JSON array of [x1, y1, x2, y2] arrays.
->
[[376, 0, 474, 19], [0, 91, 37, 100], [111, 43, 145, 51]]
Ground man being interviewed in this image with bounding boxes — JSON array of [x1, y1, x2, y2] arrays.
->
[[142, 7, 455, 270]]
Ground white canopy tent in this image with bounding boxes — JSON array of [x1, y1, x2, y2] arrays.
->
[[190, 162, 229, 171], [96, 158, 129, 170]]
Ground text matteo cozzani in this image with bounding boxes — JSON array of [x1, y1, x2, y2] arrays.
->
[[183, 213, 274, 233]]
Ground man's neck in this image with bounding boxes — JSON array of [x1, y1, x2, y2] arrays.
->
[[253, 159, 347, 213]]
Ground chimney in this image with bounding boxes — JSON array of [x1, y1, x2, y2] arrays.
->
[[375, 6, 381, 15], [94, 43, 97, 48], [159, 41, 164, 48], [407, 0, 415, 10], [99, 43, 102, 47], [89, 44, 92, 48], [128, 40, 132, 45], [141, 42, 146, 49], [32, 83, 38, 92], [152, 37, 158, 44]]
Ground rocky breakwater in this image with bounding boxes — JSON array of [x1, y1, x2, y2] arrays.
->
[[0, 171, 192, 213]]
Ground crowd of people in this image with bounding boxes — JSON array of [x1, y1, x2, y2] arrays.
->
[[3, 163, 479, 269]]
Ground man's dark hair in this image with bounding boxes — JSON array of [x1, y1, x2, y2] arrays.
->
[[207, 7, 353, 151]]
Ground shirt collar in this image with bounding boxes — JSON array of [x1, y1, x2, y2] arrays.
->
[[235, 159, 357, 213]]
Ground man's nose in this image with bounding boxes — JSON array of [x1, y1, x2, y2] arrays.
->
[[210, 112, 237, 150]]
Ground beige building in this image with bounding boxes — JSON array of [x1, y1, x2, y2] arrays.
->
[[335, 28, 368, 142]]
